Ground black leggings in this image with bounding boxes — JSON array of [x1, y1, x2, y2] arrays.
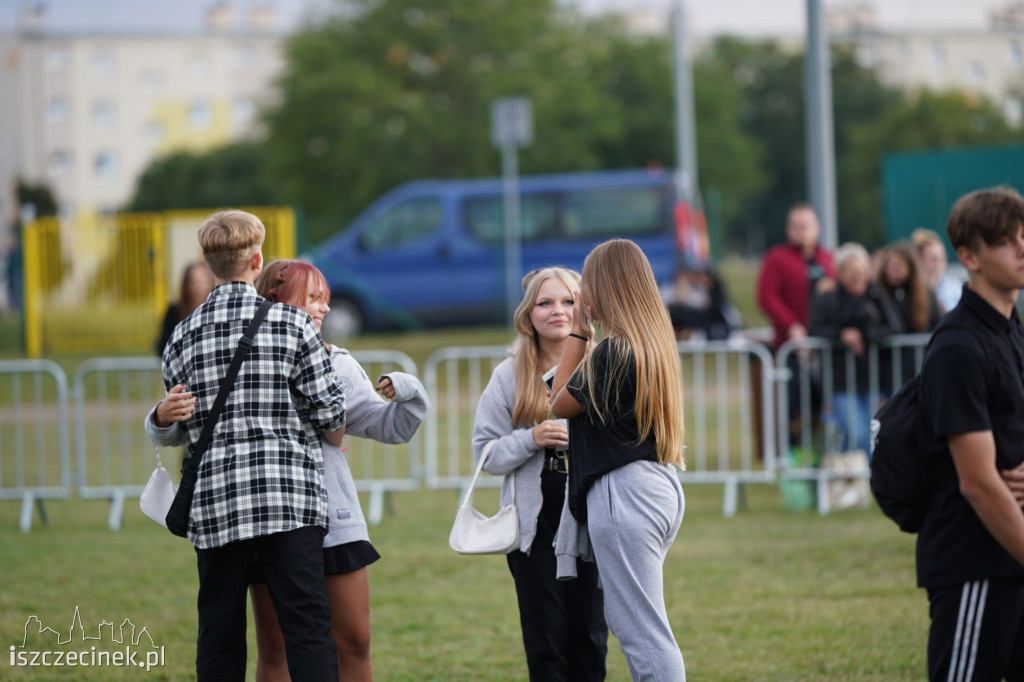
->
[[505, 468, 608, 682]]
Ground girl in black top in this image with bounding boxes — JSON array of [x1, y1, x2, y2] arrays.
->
[[155, 262, 213, 356], [876, 242, 941, 389], [551, 238, 686, 681]]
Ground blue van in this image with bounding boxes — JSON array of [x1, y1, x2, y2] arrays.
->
[[309, 167, 707, 336]]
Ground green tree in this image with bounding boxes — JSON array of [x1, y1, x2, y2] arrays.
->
[[692, 42, 770, 249], [127, 141, 279, 212], [15, 180, 58, 218], [265, 2, 771, 246], [581, 26, 770, 238], [707, 39, 901, 250], [842, 90, 1024, 245], [264, 0, 626, 243]]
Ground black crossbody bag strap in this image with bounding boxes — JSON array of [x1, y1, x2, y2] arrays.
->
[[182, 299, 273, 474]]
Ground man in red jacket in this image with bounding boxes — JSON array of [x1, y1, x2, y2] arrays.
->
[[755, 203, 836, 450], [758, 203, 836, 349]]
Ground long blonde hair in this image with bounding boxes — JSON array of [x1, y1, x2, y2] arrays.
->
[[511, 267, 588, 427], [878, 242, 930, 332], [572, 239, 685, 467]]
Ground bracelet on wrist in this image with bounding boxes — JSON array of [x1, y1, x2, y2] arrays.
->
[[568, 333, 590, 342]]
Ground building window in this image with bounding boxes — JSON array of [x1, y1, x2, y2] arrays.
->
[[188, 52, 211, 80], [94, 151, 118, 180], [91, 50, 115, 80], [233, 45, 254, 70], [1012, 42, 1024, 70], [967, 62, 986, 87], [48, 150, 72, 176], [233, 97, 254, 125], [48, 97, 69, 123], [92, 101, 116, 132], [139, 69, 165, 94], [141, 121, 164, 143], [189, 99, 212, 129], [1006, 98, 1022, 126], [854, 45, 875, 68], [47, 48, 69, 72], [929, 43, 946, 71]]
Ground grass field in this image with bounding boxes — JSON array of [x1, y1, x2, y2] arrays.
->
[[0, 260, 931, 680], [0, 482, 926, 681]]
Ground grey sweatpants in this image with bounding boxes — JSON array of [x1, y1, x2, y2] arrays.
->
[[587, 459, 686, 682]]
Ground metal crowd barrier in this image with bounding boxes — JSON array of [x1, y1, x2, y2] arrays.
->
[[8, 335, 934, 530], [422, 346, 511, 496], [677, 338, 778, 516], [70, 351, 422, 530], [0, 360, 71, 531], [421, 341, 778, 517], [774, 333, 931, 514], [346, 350, 422, 525], [72, 357, 165, 530]]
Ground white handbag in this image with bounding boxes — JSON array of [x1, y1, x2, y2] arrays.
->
[[139, 446, 176, 529], [449, 442, 520, 555]]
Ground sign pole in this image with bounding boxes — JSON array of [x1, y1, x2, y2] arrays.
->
[[501, 144, 521, 324], [491, 97, 533, 325]]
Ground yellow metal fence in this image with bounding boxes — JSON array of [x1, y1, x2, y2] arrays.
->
[[22, 207, 296, 357]]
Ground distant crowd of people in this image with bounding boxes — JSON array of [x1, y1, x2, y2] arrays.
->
[[758, 191, 1024, 682], [755, 202, 966, 457]]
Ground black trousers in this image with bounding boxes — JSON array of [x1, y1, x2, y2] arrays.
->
[[195, 525, 338, 682], [927, 577, 1024, 682], [506, 468, 608, 682]]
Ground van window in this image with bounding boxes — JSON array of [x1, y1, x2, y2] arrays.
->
[[360, 197, 441, 252], [562, 186, 665, 238], [464, 194, 557, 243]]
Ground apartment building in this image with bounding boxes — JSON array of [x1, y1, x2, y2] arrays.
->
[[0, 4, 284, 223], [623, 2, 1024, 125], [829, 4, 1024, 125]]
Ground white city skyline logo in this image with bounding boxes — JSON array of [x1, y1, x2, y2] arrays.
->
[[20, 606, 159, 649]]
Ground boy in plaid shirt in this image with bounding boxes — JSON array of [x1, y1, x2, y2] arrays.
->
[[157, 210, 346, 681]]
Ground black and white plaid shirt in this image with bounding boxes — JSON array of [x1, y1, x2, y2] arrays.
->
[[162, 282, 346, 550]]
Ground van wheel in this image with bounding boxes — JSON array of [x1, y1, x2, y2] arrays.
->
[[323, 297, 363, 339]]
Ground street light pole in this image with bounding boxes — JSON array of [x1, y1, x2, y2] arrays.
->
[[672, 0, 698, 201], [804, 0, 838, 250]]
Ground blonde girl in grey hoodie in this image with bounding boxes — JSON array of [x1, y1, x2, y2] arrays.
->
[[472, 267, 607, 681]]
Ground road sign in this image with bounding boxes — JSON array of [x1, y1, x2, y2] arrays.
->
[[491, 97, 533, 149]]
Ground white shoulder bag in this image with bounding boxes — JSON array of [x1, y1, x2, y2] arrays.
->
[[139, 445, 176, 529], [449, 442, 520, 555]]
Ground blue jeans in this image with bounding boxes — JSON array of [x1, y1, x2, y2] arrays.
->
[[832, 391, 872, 457]]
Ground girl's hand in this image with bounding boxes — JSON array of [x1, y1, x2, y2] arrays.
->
[[532, 419, 569, 450], [376, 376, 396, 400], [572, 291, 592, 338], [839, 327, 865, 356], [154, 384, 196, 427], [1001, 463, 1024, 504]]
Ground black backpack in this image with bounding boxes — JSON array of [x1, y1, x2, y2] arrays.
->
[[869, 325, 963, 533]]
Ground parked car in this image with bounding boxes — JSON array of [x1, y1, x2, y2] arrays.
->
[[309, 167, 707, 337]]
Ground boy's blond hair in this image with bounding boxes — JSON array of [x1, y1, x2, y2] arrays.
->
[[197, 210, 266, 279]]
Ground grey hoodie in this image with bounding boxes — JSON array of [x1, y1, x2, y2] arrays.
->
[[320, 346, 428, 547], [471, 356, 550, 555]]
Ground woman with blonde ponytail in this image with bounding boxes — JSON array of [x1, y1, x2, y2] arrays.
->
[[551, 239, 686, 681], [471, 267, 608, 681]]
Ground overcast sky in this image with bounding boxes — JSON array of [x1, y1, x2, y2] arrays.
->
[[0, 0, 1005, 36]]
